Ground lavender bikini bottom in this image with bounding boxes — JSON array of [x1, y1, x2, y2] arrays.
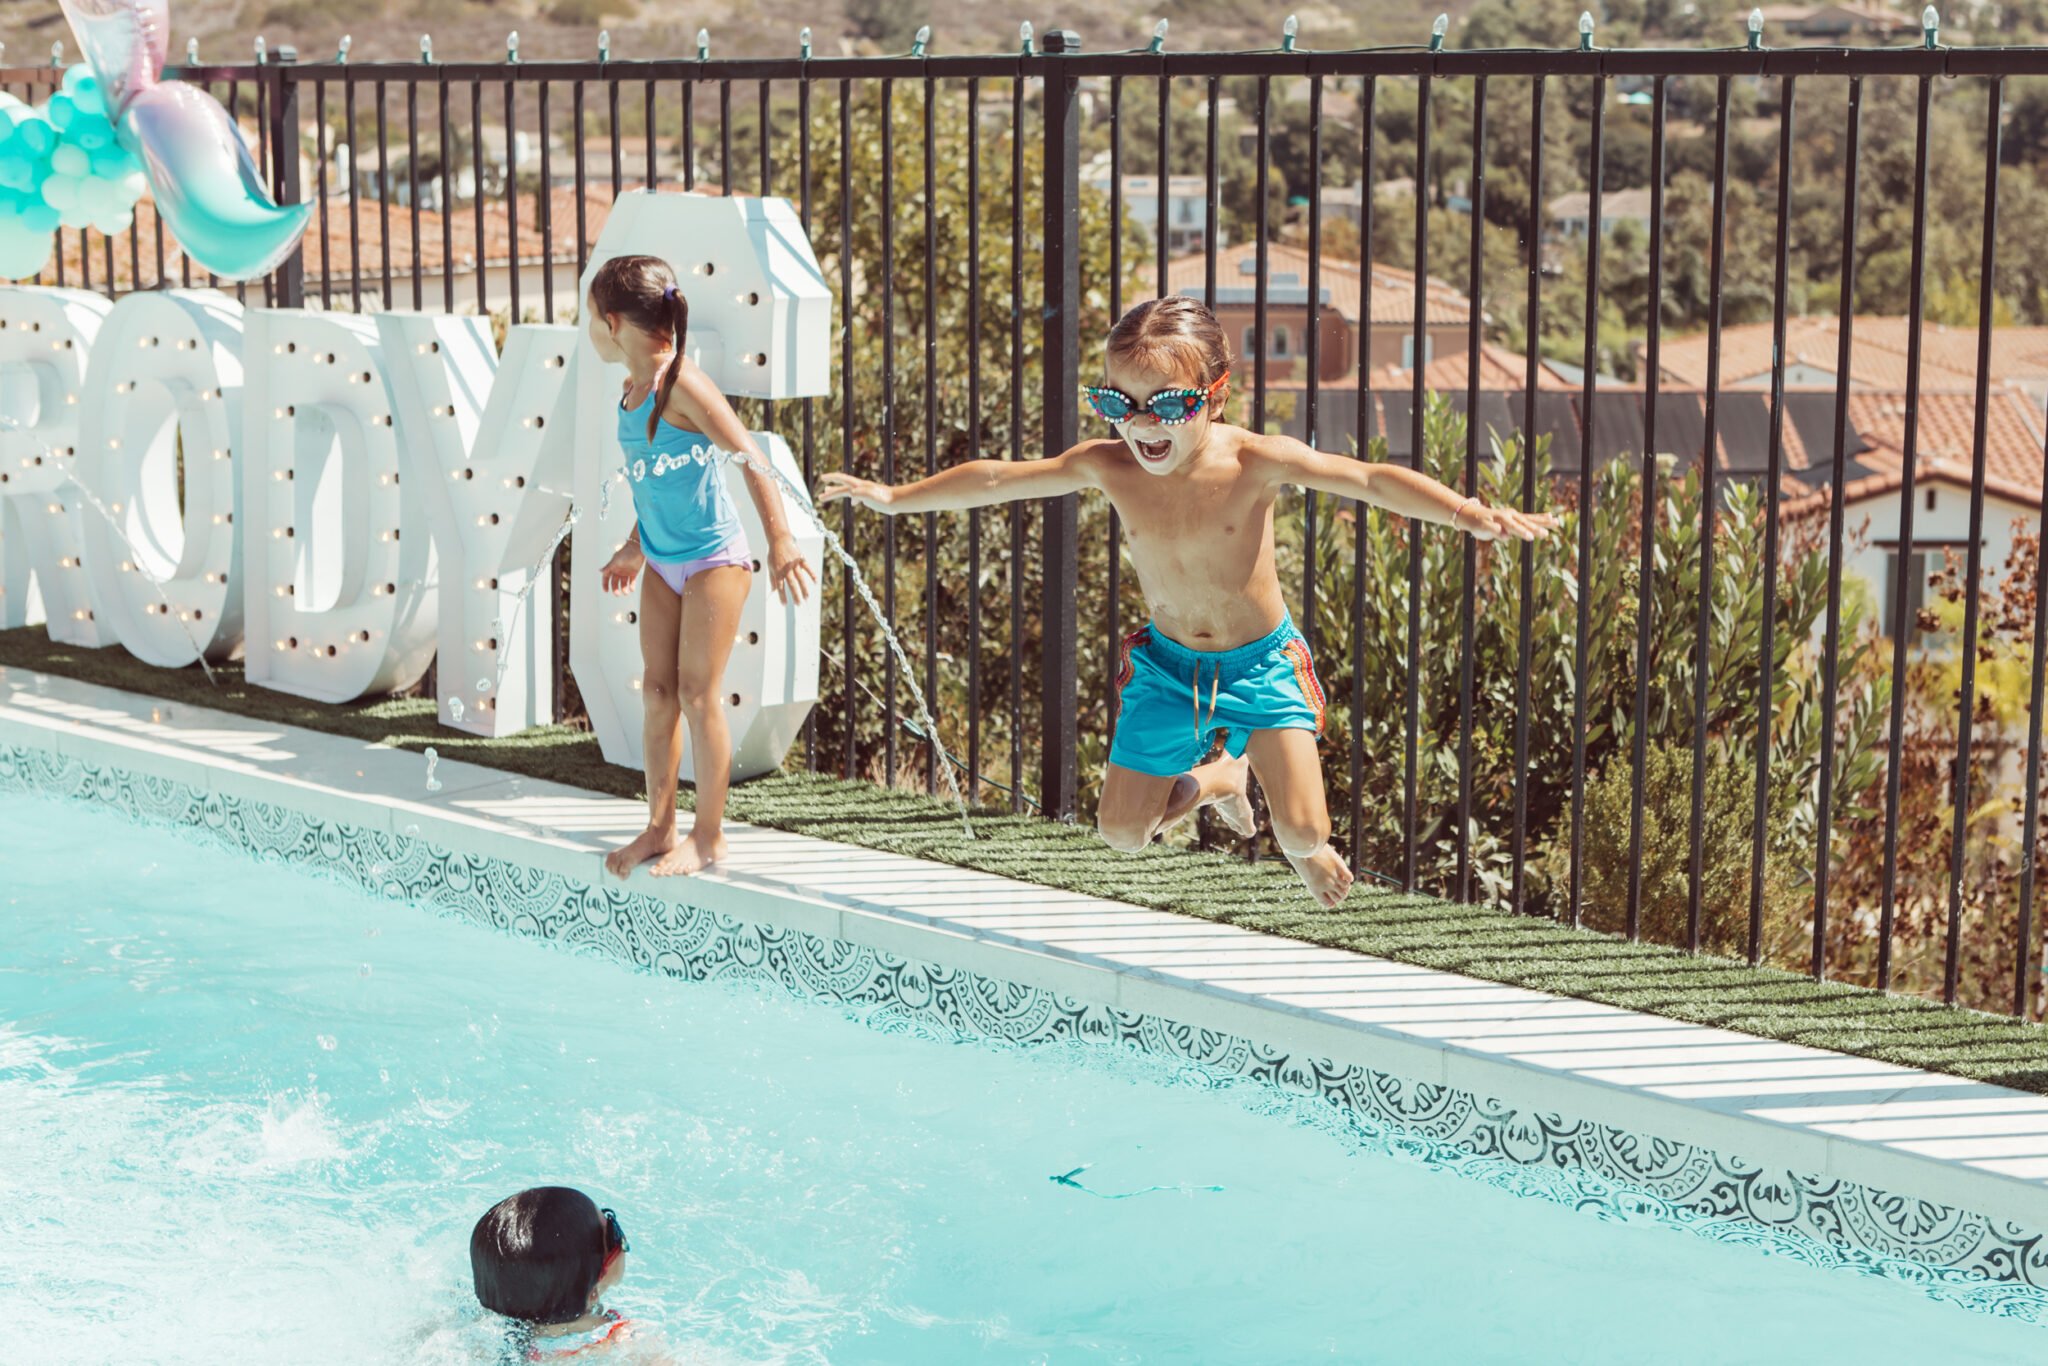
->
[[645, 543, 753, 596]]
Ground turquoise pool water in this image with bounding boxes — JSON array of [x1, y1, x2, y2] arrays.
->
[[0, 789, 2040, 1364]]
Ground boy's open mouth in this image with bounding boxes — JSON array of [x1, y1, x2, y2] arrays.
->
[[1134, 436, 1173, 462]]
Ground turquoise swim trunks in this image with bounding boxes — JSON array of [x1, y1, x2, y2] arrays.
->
[[1108, 616, 1327, 778]]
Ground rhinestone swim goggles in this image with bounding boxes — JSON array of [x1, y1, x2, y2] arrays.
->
[[1083, 372, 1230, 427]]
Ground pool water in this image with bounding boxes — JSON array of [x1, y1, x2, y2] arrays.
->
[[0, 790, 2040, 1365]]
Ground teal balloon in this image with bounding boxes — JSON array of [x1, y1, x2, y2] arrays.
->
[[40, 174, 80, 211], [89, 146, 139, 181], [45, 92, 77, 132], [18, 198, 59, 234], [69, 114, 116, 151], [10, 112, 55, 158], [50, 143, 89, 178], [0, 150, 33, 192], [0, 212, 53, 280]]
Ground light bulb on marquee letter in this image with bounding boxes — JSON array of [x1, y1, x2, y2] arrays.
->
[[241, 309, 437, 703], [0, 287, 113, 642], [570, 192, 828, 781], [76, 291, 247, 667], [376, 312, 577, 736]]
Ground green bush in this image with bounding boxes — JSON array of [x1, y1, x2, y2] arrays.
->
[[1549, 741, 1807, 960]]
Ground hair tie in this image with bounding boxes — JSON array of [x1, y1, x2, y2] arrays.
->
[[662, 283, 678, 302]]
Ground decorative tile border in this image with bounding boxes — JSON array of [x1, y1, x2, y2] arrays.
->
[[5, 740, 2047, 1325]]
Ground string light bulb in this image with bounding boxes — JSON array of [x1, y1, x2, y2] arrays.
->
[[1430, 14, 1449, 50], [912, 25, 930, 57], [1747, 7, 1764, 48], [1922, 4, 1940, 46], [1149, 18, 1169, 52], [1578, 11, 1596, 50], [1282, 15, 1299, 50]]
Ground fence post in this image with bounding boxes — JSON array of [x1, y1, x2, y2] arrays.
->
[[267, 49, 306, 309], [1039, 29, 1082, 821]]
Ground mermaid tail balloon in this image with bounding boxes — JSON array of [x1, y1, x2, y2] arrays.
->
[[121, 82, 310, 281], [9, 0, 310, 282]]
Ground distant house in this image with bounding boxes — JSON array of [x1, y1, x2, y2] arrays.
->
[[1090, 173, 1219, 257], [1654, 316, 2048, 410], [1779, 389, 2047, 647], [1547, 187, 1655, 241], [1151, 243, 1474, 385]]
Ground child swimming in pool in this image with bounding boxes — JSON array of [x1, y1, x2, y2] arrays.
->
[[818, 296, 1556, 908], [471, 1187, 642, 1360], [588, 255, 817, 881]]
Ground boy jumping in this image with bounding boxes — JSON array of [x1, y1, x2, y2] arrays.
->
[[817, 297, 1556, 907]]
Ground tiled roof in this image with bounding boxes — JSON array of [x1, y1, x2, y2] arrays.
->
[[1379, 342, 1578, 393], [1655, 316, 2048, 393], [1151, 242, 1473, 327], [38, 182, 725, 295], [1781, 388, 2047, 514]]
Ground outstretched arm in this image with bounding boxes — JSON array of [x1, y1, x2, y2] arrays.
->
[[671, 362, 818, 604], [817, 443, 1100, 514], [1257, 437, 1558, 542]]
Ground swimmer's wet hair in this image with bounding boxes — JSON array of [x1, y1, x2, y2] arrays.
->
[[470, 1186, 609, 1326], [589, 254, 690, 443], [1105, 296, 1233, 389]]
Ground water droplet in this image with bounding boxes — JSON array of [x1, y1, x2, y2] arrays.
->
[[402, 823, 419, 838], [476, 677, 491, 694], [444, 696, 464, 724], [378, 1068, 391, 1084], [598, 479, 612, 519], [359, 963, 373, 977], [423, 746, 442, 792], [316, 1034, 338, 1051]]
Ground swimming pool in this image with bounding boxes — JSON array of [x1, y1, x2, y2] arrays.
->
[[1, 788, 2041, 1364]]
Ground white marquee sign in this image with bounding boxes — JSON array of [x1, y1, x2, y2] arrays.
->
[[0, 191, 830, 781]]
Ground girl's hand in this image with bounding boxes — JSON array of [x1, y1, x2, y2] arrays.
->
[[601, 541, 646, 595], [767, 533, 816, 606], [1453, 498, 1560, 543], [815, 472, 895, 512]]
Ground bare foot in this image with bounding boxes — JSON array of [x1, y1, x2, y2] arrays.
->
[[1202, 755, 1257, 838], [605, 823, 676, 879], [1286, 843, 1356, 909], [651, 827, 726, 877]]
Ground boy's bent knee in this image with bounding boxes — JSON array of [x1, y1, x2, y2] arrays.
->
[[1096, 814, 1153, 854], [1271, 817, 1329, 860]]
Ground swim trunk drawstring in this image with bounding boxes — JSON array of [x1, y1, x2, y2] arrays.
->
[[1192, 660, 1220, 740]]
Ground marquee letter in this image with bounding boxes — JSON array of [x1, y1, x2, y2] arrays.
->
[[75, 289, 246, 667], [0, 286, 112, 642], [241, 308, 437, 702], [570, 192, 829, 780], [376, 312, 576, 736]]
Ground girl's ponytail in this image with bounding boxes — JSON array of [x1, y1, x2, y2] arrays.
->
[[587, 254, 692, 440], [649, 282, 690, 442]]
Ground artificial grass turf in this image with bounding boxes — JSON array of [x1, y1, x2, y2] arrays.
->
[[7, 623, 2048, 1095]]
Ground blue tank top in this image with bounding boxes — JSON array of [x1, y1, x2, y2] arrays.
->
[[616, 385, 746, 564]]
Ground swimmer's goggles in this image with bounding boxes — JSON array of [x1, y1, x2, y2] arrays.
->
[[1083, 372, 1230, 427], [600, 1207, 630, 1266]]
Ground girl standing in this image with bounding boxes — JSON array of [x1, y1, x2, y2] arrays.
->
[[588, 255, 816, 879]]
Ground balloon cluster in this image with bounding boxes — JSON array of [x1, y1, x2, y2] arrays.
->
[[0, 65, 150, 278], [0, 0, 310, 284]]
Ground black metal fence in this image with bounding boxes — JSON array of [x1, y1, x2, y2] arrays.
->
[[11, 34, 2048, 1018]]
